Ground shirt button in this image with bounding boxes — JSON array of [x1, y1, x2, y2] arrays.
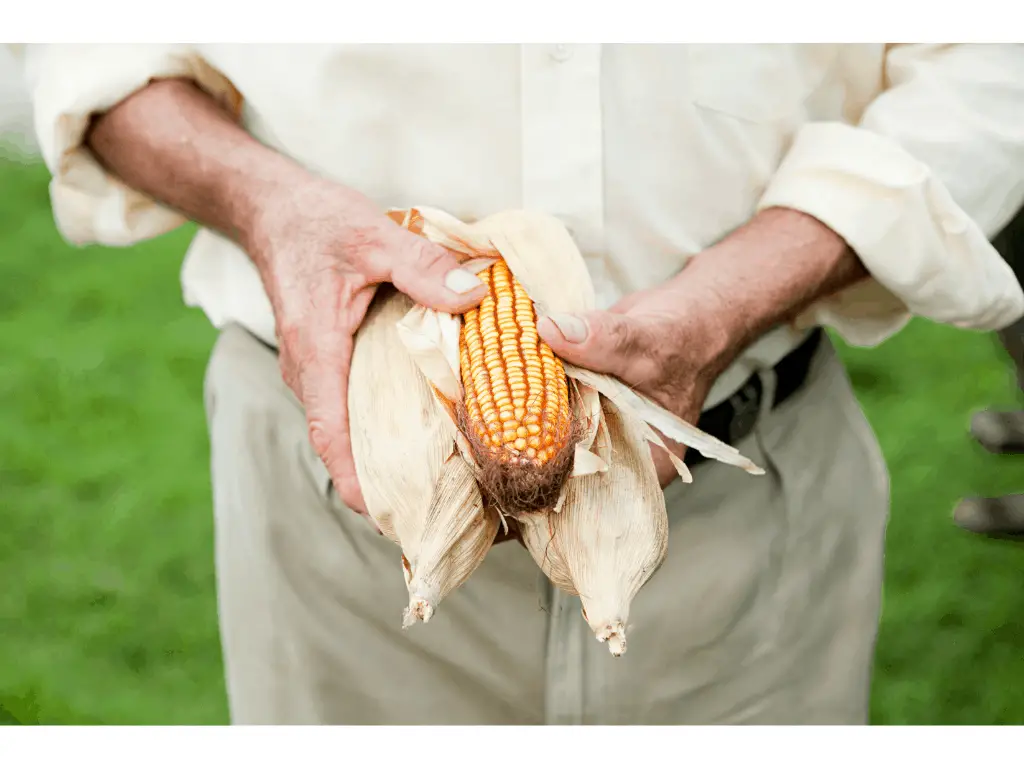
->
[[551, 44, 572, 63]]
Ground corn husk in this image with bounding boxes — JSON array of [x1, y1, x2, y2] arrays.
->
[[347, 287, 497, 625], [386, 206, 765, 652], [402, 453, 499, 626], [518, 396, 668, 656]]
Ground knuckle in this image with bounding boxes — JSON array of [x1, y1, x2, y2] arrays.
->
[[630, 357, 663, 390], [307, 418, 333, 456], [307, 414, 346, 464], [604, 316, 641, 356], [408, 239, 449, 271], [602, 318, 664, 387], [396, 240, 458, 286], [341, 225, 388, 274]]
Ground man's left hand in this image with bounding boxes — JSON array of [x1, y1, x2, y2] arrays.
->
[[537, 282, 739, 488], [537, 208, 866, 488]]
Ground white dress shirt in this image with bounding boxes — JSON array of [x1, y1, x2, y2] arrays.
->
[[19, 43, 1024, 408]]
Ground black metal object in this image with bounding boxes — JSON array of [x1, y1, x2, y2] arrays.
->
[[993, 205, 1024, 285], [991, 205, 1024, 389]]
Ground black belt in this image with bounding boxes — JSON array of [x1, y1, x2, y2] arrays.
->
[[251, 325, 823, 468], [687, 328, 823, 468]]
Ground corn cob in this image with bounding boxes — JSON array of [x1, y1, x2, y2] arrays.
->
[[457, 260, 580, 514], [386, 207, 587, 515], [460, 260, 570, 463]]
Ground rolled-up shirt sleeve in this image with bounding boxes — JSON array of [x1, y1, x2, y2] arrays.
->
[[22, 44, 243, 247], [758, 43, 1024, 346]]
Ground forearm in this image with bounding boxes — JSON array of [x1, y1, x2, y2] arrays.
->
[[85, 78, 310, 263], [671, 206, 868, 370], [732, 45, 1024, 345]]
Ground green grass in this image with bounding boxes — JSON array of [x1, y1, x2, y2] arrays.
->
[[2, 158, 1023, 725]]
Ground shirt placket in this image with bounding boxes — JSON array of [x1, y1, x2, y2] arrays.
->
[[519, 42, 604, 725], [519, 43, 611, 305]]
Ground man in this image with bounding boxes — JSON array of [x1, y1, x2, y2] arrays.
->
[[20, 44, 1024, 724], [955, 204, 1024, 537]]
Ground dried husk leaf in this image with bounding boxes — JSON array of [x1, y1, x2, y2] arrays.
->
[[348, 288, 455, 544], [517, 512, 577, 596], [395, 304, 464, 403], [397, 206, 500, 258], [564, 363, 765, 477], [522, 396, 670, 656], [402, 453, 500, 626], [348, 287, 494, 623]]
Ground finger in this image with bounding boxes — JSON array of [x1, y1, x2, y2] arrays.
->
[[376, 232, 487, 314], [334, 475, 370, 518], [299, 329, 368, 515], [537, 310, 653, 383]]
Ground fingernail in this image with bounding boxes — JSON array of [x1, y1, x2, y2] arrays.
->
[[444, 268, 484, 294], [546, 312, 589, 343]]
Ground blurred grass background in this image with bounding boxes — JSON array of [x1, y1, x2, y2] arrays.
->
[[1, 156, 1023, 725]]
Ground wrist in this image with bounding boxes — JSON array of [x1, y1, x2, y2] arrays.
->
[[227, 148, 320, 256], [234, 160, 394, 294], [671, 207, 864, 355], [659, 274, 746, 380]]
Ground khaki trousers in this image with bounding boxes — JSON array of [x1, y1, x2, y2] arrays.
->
[[203, 324, 890, 725]]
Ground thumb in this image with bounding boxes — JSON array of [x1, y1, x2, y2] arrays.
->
[[381, 232, 488, 314], [537, 310, 647, 381]]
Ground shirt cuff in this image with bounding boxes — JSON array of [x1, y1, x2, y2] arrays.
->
[[30, 45, 243, 247], [758, 121, 1024, 347]]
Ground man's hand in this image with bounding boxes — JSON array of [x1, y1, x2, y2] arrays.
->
[[85, 78, 488, 517], [539, 207, 869, 486], [538, 284, 734, 487], [243, 176, 487, 514]]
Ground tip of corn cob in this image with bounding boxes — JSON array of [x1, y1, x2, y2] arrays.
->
[[595, 621, 628, 657], [402, 596, 435, 628], [460, 415, 585, 517]]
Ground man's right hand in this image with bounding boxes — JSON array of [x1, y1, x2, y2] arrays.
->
[[241, 175, 487, 515], [84, 78, 487, 518]]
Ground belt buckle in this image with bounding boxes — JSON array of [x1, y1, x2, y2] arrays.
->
[[726, 380, 761, 445]]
